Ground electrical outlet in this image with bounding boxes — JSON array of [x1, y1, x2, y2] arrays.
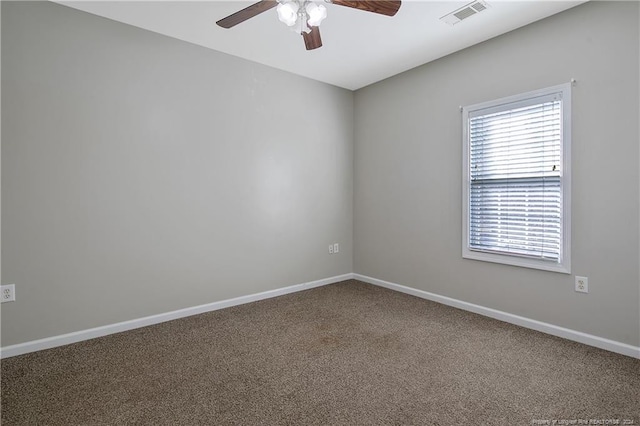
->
[[575, 276, 588, 294], [333, 243, 339, 253], [1, 284, 16, 303], [329, 244, 334, 254]]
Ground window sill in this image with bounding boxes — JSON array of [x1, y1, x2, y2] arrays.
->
[[462, 248, 571, 274]]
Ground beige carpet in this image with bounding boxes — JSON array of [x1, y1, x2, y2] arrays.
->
[[2, 280, 639, 425]]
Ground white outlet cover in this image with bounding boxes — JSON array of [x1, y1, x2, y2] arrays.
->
[[1, 284, 16, 303], [334, 243, 339, 253], [575, 276, 588, 294]]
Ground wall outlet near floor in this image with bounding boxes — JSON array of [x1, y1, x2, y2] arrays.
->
[[329, 244, 334, 254], [328, 243, 339, 255], [1, 284, 16, 303], [575, 276, 588, 294]]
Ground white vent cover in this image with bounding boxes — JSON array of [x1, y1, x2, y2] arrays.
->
[[440, 0, 489, 26]]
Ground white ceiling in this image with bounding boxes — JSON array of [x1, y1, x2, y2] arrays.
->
[[57, 0, 586, 90]]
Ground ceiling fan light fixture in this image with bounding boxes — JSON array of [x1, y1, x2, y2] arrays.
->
[[306, 3, 327, 27], [276, 1, 299, 26], [293, 17, 312, 34]]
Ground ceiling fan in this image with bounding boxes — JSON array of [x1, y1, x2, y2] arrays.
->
[[216, 0, 402, 50]]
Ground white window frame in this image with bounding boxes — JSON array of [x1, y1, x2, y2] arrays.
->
[[462, 83, 571, 274]]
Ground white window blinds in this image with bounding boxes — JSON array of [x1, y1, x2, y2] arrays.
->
[[467, 91, 565, 263]]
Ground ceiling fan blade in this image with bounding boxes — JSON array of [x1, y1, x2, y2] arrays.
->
[[331, 0, 401, 16], [216, 0, 278, 29], [302, 26, 323, 50]]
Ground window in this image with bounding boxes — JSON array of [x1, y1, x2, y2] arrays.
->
[[462, 84, 571, 273]]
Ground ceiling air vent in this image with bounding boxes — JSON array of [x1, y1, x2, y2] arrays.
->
[[440, 0, 489, 26]]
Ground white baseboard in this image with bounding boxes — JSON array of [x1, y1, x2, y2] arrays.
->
[[4, 272, 638, 360], [0, 273, 355, 359], [354, 273, 640, 359]]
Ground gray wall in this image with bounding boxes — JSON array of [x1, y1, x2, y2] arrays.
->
[[354, 1, 640, 346], [1, 1, 353, 346], [3, 1, 639, 350]]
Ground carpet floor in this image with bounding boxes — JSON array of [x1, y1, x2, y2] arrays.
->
[[1, 280, 639, 425]]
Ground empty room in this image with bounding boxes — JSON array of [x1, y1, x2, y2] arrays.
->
[[1, 0, 639, 424]]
